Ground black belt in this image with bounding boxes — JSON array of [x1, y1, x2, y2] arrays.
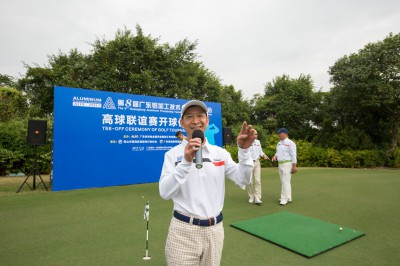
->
[[173, 211, 223, 227]]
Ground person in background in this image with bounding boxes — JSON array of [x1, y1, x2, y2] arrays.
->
[[175, 130, 185, 142], [159, 100, 256, 265], [247, 133, 269, 205], [272, 128, 297, 206]]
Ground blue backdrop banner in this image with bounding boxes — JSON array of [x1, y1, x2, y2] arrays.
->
[[53, 86, 222, 191]]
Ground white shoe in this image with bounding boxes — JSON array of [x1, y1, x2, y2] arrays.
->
[[279, 199, 288, 205], [248, 197, 254, 203], [278, 199, 292, 203], [254, 197, 262, 205]]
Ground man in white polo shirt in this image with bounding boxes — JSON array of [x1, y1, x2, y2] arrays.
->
[[247, 134, 269, 205], [159, 100, 256, 265], [272, 128, 297, 206], [175, 130, 185, 142]]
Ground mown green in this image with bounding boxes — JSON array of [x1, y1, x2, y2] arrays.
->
[[1, 168, 399, 266], [231, 211, 365, 258]]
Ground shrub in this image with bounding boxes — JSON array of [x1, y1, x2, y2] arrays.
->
[[387, 148, 400, 168], [0, 118, 53, 175], [224, 144, 238, 163], [223, 137, 399, 169], [0, 148, 25, 175]]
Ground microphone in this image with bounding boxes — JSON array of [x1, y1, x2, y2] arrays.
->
[[192, 130, 204, 169]]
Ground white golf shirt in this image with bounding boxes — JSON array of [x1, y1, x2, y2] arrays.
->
[[250, 139, 265, 161], [159, 139, 253, 218], [275, 137, 297, 164]]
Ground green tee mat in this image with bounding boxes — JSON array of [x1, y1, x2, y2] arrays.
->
[[230, 211, 365, 258]]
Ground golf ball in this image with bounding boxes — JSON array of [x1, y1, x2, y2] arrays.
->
[[339, 227, 343, 231]]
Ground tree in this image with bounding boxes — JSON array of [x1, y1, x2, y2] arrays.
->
[[328, 32, 400, 152], [18, 67, 55, 117], [87, 26, 224, 101], [219, 85, 250, 127], [0, 87, 28, 122], [251, 74, 320, 140], [17, 26, 225, 116], [0, 74, 16, 87]]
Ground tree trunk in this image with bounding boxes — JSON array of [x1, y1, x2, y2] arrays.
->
[[389, 118, 399, 154]]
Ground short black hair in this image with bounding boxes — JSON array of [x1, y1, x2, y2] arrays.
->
[[175, 131, 183, 137]]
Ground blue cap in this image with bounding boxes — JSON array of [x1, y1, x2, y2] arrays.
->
[[277, 128, 288, 134]]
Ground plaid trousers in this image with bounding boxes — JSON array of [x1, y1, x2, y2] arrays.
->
[[165, 216, 224, 266]]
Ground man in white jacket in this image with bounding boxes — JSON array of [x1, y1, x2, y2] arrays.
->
[[272, 128, 297, 206], [159, 100, 256, 266], [247, 134, 269, 205]]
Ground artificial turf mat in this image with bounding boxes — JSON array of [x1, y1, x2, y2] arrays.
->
[[230, 211, 365, 258]]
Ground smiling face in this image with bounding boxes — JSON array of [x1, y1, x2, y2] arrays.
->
[[180, 105, 209, 139]]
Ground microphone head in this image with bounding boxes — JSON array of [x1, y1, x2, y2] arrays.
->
[[192, 130, 205, 142]]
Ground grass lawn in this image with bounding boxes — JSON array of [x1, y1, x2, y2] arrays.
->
[[1, 168, 399, 266]]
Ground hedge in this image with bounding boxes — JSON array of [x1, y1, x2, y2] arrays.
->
[[1, 121, 399, 175], [224, 139, 400, 168], [0, 119, 53, 175]]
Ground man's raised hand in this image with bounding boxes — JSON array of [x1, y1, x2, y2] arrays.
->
[[236, 121, 257, 149]]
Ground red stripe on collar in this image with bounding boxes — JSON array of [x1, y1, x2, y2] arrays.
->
[[213, 161, 225, 166]]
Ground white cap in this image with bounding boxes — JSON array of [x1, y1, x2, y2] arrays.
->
[[181, 100, 208, 117]]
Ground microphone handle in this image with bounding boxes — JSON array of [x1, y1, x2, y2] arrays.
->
[[195, 146, 203, 169]]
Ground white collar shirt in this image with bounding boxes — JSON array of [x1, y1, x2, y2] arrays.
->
[[275, 137, 297, 164], [249, 139, 265, 160], [159, 139, 253, 218]]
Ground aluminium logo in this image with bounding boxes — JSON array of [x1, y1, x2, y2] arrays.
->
[[103, 97, 116, 109], [72, 96, 102, 108]]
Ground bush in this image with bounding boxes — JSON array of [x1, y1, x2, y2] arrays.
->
[[387, 148, 400, 168], [223, 137, 399, 168], [0, 118, 53, 175], [296, 139, 315, 166], [357, 150, 386, 168], [224, 144, 238, 163], [0, 148, 25, 175]]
